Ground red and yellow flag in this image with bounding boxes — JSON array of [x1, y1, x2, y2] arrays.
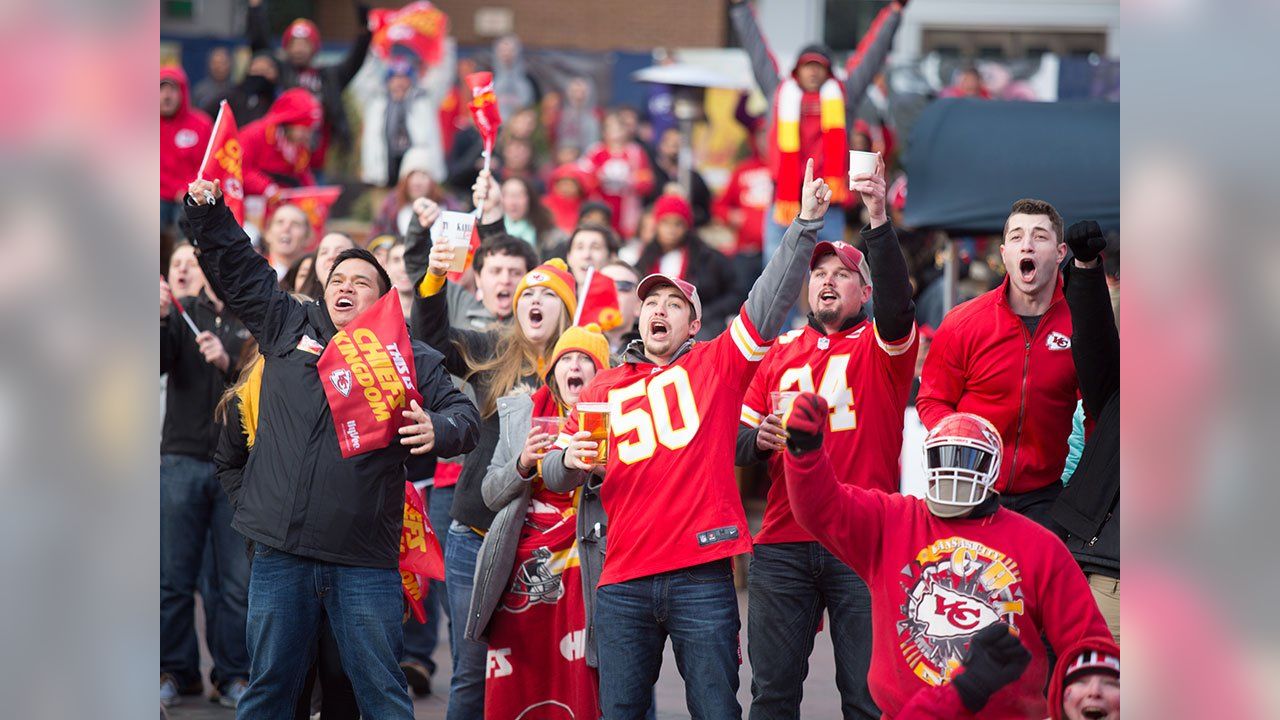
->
[[400, 481, 444, 623], [317, 292, 423, 459], [370, 1, 448, 66], [269, 185, 342, 248], [198, 101, 245, 224], [465, 71, 503, 152]]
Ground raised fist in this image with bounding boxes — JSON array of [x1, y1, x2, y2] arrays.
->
[[783, 392, 828, 455], [1066, 219, 1106, 265]]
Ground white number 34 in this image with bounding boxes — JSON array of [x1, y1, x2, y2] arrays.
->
[[777, 355, 857, 432]]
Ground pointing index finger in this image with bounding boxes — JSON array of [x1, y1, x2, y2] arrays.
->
[[803, 158, 814, 186]]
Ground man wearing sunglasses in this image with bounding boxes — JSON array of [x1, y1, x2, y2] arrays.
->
[[600, 260, 642, 354]]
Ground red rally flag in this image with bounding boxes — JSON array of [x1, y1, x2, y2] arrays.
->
[[269, 185, 342, 249], [400, 481, 444, 623], [198, 101, 245, 224], [369, 1, 448, 66], [465, 71, 502, 158], [573, 266, 623, 331], [316, 292, 423, 459]]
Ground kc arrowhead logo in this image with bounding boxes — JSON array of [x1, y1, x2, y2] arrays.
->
[[329, 368, 353, 397]]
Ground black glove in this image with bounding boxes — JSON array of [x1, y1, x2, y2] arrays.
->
[[355, 2, 371, 29], [782, 392, 827, 456], [1065, 220, 1106, 264], [950, 622, 1032, 713]]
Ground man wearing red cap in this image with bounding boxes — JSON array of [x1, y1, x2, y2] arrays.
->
[[731, 0, 905, 262], [247, 0, 372, 176], [239, 88, 323, 197], [541, 159, 832, 719], [735, 153, 915, 719], [635, 193, 740, 338]]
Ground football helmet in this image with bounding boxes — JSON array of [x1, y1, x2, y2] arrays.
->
[[923, 413, 1002, 513]]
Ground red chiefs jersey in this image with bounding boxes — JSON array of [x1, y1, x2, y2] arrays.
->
[[560, 309, 770, 586], [785, 447, 1110, 720], [742, 319, 917, 545]]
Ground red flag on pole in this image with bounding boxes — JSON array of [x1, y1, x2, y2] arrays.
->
[[573, 266, 623, 331], [198, 101, 245, 224], [316, 292, 424, 459], [268, 185, 342, 247], [369, 1, 448, 66], [400, 480, 444, 622], [465, 71, 502, 170]]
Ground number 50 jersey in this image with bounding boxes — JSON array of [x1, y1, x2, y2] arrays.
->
[[560, 309, 771, 586], [742, 317, 918, 546]]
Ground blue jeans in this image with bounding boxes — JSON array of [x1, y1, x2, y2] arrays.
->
[[444, 520, 488, 720], [160, 454, 250, 690], [747, 542, 877, 720], [237, 544, 414, 719], [596, 559, 741, 720]]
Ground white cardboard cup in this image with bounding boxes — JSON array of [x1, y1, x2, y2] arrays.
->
[[849, 151, 879, 179]]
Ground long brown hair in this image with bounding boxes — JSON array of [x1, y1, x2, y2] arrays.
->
[[461, 303, 571, 417]]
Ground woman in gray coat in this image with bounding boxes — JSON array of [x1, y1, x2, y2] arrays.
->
[[466, 324, 611, 719]]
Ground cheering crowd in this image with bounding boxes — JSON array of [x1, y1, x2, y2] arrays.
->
[[161, 2, 1120, 719]]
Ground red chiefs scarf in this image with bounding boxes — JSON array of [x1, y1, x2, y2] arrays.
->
[[770, 77, 849, 224]]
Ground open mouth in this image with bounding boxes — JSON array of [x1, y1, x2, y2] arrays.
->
[[1081, 708, 1108, 719], [1018, 257, 1036, 282], [649, 319, 669, 340], [818, 288, 839, 303], [528, 307, 544, 327], [566, 376, 584, 392], [496, 290, 511, 304], [335, 297, 355, 310]]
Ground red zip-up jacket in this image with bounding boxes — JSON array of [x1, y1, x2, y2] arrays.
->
[[917, 275, 1078, 495]]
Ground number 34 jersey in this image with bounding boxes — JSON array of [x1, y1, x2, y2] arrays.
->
[[561, 309, 771, 586], [742, 318, 918, 546]]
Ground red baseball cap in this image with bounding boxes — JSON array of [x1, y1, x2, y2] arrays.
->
[[636, 273, 701, 320], [811, 241, 872, 285], [283, 19, 320, 49]]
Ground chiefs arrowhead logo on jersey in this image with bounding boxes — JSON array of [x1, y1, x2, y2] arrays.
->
[[1046, 331, 1071, 351], [174, 128, 200, 149], [328, 368, 352, 397], [896, 536, 1025, 686]]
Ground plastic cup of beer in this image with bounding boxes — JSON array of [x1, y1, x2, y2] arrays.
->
[[770, 391, 800, 417], [849, 150, 878, 182], [576, 402, 610, 465], [430, 210, 477, 273], [530, 416, 563, 440]]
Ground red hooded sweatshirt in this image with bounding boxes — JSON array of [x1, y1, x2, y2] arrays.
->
[[917, 275, 1079, 496], [784, 443, 1109, 719], [160, 66, 212, 202], [239, 88, 321, 196]]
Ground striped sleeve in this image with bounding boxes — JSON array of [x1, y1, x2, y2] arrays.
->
[[740, 404, 764, 428], [875, 319, 917, 357], [730, 310, 771, 363]]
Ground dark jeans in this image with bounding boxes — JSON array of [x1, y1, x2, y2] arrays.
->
[[237, 544, 413, 720], [747, 542, 877, 720], [1001, 482, 1065, 538], [294, 620, 359, 720], [596, 559, 741, 720], [444, 519, 487, 720], [160, 454, 250, 689]]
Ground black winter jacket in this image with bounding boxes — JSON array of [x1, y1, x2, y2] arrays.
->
[[1052, 264, 1119, 578], [161, 292, 248, 460], [186, 198, 480, 568]]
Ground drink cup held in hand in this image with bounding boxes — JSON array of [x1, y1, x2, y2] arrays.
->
[[576, 402, 610, 465], [430, 211, 477, 273], [770, 390, 801, 417], [849, 151, 878, 182], [530, 416, 563, 440]]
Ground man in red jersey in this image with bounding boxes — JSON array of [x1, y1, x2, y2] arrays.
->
[[541, 160, 830, 719], [917, 198, 1078, 533], [781, 394, 1109, 719], [735, 153, 915, 719]]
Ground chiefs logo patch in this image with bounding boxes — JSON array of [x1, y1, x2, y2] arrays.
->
[[1045, 331, 1071, 351], [174, 129, 200, 149], [897, 536, 1025, 686], [328, 368, 352, 398]]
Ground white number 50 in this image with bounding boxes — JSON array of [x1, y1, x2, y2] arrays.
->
[[609, 367, 702, 465]]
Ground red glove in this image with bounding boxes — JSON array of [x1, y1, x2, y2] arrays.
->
[[783, 392, 828, 455]]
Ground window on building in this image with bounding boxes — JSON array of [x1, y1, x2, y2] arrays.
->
[[163, 0, 194, 20], [922, 29, 1107, 59], [823, 0, 892, 53]]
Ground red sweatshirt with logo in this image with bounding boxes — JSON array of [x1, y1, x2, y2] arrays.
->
[[784, 444, 1109, 719], [917, 276, 1079, 495], [160, 66, 213, 203]]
